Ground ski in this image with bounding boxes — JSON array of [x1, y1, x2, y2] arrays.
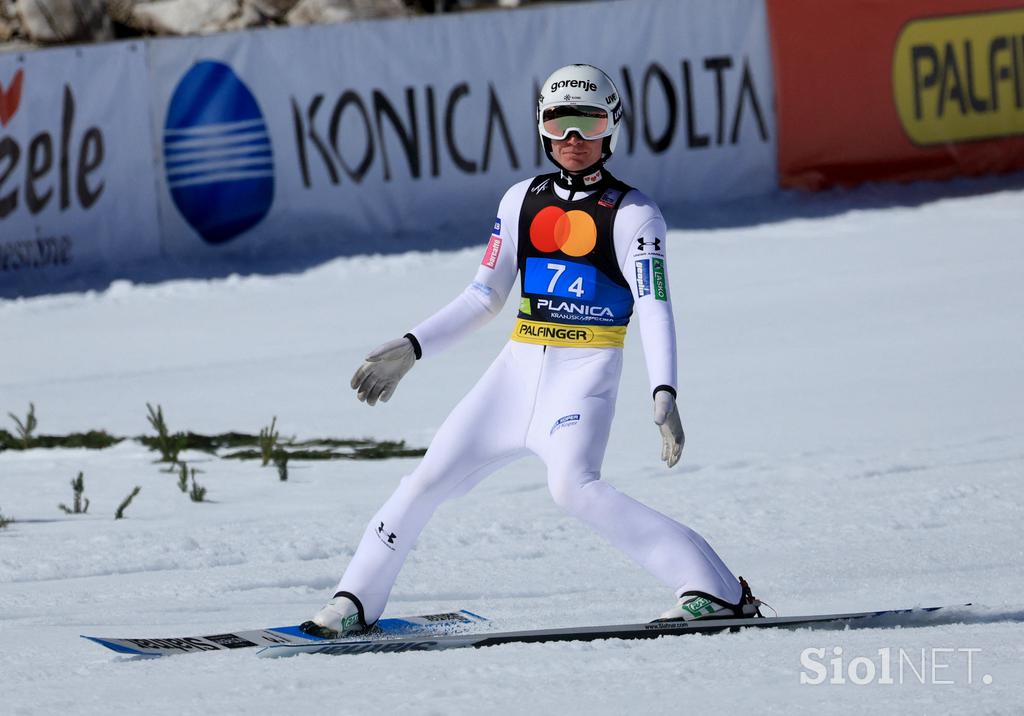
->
[[255, 604, 971, 658], [82, 609, 487, 657]]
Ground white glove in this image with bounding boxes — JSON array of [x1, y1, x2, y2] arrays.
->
[[350, 337, 417, 406], [653, 391, 685, 468]]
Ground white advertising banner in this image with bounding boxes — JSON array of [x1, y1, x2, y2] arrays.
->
[[0, 42, 161, 290], [146, 0, 776, 260]]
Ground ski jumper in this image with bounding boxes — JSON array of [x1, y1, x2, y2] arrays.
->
[[334, 171, 742, 623]]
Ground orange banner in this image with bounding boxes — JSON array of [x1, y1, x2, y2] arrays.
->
[[768, 0, 1024, 189]]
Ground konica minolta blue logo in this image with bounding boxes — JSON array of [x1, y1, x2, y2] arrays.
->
[[163, 61, 274, 244]]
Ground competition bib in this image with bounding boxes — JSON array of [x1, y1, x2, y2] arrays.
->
[[512, 173, 633, 348]]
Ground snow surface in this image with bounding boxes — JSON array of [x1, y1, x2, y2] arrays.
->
[[2, 177, 1024, 714]]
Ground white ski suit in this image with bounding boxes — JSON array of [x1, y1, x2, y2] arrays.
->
[[335, 172, 742, 623]]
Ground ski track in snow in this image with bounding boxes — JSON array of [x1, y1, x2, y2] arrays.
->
[[2, 180, 1024, 714]]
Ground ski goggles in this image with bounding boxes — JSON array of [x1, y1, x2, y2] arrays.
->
[[540, 104, 612, 140]]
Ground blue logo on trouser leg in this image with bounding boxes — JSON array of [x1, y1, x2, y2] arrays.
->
[[550, 414, 581, 435]]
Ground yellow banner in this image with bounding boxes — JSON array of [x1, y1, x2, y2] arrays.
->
[[893, 8, 1024, 145], [510, 319, 626, 348]]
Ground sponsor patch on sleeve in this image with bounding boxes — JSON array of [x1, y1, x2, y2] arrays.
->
[[635, 259, 651, 297], [652, 257, 667, 301], [481, 218, 502, 269], [470, 281, 493, 298]]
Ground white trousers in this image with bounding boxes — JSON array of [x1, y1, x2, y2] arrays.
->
[[336, 341, 741, 622]]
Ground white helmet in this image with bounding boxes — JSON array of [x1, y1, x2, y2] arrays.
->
[[537, 64, 623, 169]]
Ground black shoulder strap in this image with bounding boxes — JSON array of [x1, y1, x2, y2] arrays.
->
[[589, 175, 633, 289], [517, 173, 559, 269]]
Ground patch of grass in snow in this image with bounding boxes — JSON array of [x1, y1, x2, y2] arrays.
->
[[221, 440, 423, 461], [114, 486, 141, 519], [1, 429, 123, 451], [176, 462, 190, 493], [2, 402, 122, 452], [259, 417, 279, 466], [7, 402, 36, 448], [57, 472, 90, 515], [144, 403, 187, 463], [188, 473, 207, 503], [273, 450, 289, 481], [1, 403, 425, 462]]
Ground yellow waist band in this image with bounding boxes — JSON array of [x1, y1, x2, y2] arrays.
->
[[510, 318, 627, 348]]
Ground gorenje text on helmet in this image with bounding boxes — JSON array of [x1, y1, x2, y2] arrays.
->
[[549, 79, 599, 94]]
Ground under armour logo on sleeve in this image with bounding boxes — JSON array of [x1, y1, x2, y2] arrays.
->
[[637, 237, 662, 253]]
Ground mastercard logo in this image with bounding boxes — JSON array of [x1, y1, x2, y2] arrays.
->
[[529, 206, 597, 257]]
